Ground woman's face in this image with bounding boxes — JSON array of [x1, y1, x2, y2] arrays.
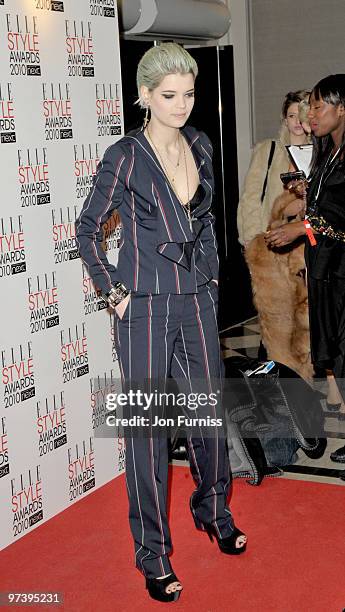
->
[[285, 102, 305, 137], [141, 72, 195, 129], [308, 92, 345, 138]]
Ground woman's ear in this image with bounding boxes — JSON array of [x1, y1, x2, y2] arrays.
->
[[140, 85, 150, 107]]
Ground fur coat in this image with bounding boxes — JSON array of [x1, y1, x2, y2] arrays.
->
[[237, 138, 290, 246], [245, 190, 313, 380]]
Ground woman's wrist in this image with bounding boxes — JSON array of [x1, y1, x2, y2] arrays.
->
[[295, 220, 308, 237], [303, 220, 317, 246], [104, 283, 129, 309]]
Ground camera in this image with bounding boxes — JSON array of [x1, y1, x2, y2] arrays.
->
[[280, 170, 306, 185]]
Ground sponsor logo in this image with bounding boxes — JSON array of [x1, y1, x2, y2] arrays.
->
[[90, 0, 115, 18], [42, 82, 73, 141], [1, 342, 35, 408], [65, 20, 94, 78], [11, 466, 43, 537], [0, 215, 26, 278], [28, 272, 59, 334], [109, 311, 118, 363], [82, 264, 107, 316], [0, 82, 16, 143], [6, 14, 41, 77], [0, 417, 9, 479], [37, 392, 67, 457], [74, 143, 100, 200], [35, 0, 64, 12], [60, 322, 89, 384], [103, 212, 121, 255], [96, 83, 122, 137], [18, 147, 50, 208], [90, 370, 118, 431], [51, 206, 79, 264], [117, 437, 125, 473], [68, 438, 95, 502]]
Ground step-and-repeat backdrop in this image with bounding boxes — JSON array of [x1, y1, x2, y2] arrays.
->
[[0, 0, 124, 550]]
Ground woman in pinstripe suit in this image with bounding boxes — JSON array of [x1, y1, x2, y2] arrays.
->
[[76, 42, 247, 603]]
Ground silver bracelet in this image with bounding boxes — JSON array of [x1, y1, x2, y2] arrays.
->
[[103, 283, 129, 309]]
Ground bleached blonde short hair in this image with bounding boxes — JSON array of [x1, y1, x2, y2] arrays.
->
[[136, 42, 198, 108]]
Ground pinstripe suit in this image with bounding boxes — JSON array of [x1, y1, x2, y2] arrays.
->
[[76, 126, 235, 579]]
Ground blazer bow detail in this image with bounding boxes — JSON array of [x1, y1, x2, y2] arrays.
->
[[128, 127, 213, 272]]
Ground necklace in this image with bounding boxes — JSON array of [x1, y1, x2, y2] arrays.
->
[[146, 127, 181, 184], [146, 127, 192, 231]]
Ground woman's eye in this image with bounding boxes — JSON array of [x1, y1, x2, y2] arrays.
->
[[162, 94, 174, 99], [186, 93, 195, 98]]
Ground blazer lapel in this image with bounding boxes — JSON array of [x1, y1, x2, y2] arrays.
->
[[127, 128, 211, 271]]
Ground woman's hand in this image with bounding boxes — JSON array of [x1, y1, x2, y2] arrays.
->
[[286, 179, 308, 197], [115, 293, 130, 319], [264, 221, 305, 248]]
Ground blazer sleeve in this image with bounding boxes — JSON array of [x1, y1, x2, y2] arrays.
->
[[198, 132, 219, 280], [76, 142, 129, 294], [237, 141, 271, 246]]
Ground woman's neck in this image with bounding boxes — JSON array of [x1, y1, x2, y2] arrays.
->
[[331, 132, 344, 152], [331, 119, 345, 151], [146, 121, 180, 150], [290, 133, 309, 146]]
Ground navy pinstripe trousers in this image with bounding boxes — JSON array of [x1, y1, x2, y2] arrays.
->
[[114, 283, 234, 579]]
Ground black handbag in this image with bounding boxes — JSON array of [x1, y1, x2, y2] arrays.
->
[[223, 355, 327, 485]]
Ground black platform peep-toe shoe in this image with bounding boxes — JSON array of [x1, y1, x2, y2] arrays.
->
[[190, 503, 247, 555], [145, 572, 182, 603], [205, 525, 247, 555]]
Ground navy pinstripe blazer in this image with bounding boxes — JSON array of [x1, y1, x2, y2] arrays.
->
[[76, 125, 219, 295]]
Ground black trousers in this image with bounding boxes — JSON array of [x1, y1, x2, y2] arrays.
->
[[114, 283, 234, 579]]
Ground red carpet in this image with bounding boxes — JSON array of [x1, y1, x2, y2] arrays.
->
[[1, 468, 344, 612]]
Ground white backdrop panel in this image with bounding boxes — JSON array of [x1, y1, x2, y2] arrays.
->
[[0, 0, 124, 551]]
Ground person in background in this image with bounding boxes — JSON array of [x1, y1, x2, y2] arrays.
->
[[244, 96, 312, 378], [239, 91, 311, 374], [76, 42, 247, 604], [265, 74, 345, 459], [237, 90, 311, 248]]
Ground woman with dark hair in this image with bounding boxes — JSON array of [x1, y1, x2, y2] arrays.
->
[[266, 74, 345, 458]]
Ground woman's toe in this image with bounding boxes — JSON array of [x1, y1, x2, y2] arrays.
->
[[236, 535, 247, 548], [167, 582, 182, 593]]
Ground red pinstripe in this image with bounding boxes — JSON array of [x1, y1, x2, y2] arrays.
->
[[131, 191, 139, 291], [193, 293, 220, 536], [153, 183, 173, 240], [147, 294, 165, 572], [85, 154, 125, 290]]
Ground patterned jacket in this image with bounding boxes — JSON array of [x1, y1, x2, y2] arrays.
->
[[76, 126, 218, 295]]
